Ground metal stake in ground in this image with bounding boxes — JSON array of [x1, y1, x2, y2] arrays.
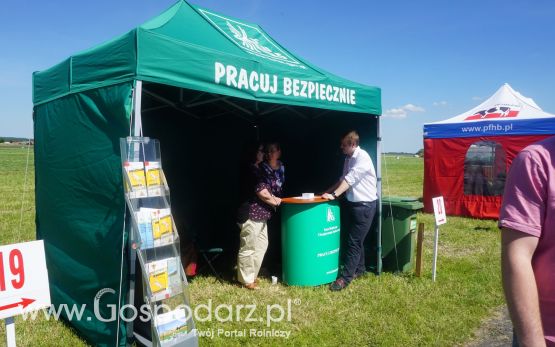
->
[[415, 223, 425, 277], [431, 196, 447, 282], [6, 316, 15, 347]]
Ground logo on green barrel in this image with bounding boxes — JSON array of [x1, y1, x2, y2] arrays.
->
[[326, 207, 336, 222]]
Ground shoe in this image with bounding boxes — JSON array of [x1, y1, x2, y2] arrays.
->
[[329, 278, 348, 291], [244, 282, 259, 290]]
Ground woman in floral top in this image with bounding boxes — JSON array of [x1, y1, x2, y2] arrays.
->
[[260, 142, 285, 199], [236, 142, 282, 290]]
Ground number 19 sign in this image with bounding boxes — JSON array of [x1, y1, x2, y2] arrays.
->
[[0, 240, 51, 320]]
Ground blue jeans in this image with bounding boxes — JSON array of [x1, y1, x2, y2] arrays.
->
[[512, 329, 519, 347]]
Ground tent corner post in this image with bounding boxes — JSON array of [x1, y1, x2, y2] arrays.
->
[[376, 116, 382, 275], [125, 79, 143, 344], [132, 80, 143, 137]]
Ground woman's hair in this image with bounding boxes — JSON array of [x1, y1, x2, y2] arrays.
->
[[264, 142, 281, 159], [241, 141, 262, 164]]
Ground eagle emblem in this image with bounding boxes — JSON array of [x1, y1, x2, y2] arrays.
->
[[226, 21, 288, 61]]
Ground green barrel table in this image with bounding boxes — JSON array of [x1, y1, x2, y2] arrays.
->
[[281, 197, 341, 286]]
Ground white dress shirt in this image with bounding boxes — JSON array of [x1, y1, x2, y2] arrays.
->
[[342, 146, 377, 202]]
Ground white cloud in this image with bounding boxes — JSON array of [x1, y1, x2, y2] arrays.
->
[[433, 101, 448, 106], [403, 103, 425, 112], [383, 103, 425, 118], [383, 108, 407, 118], [472, 96, 483, 101]]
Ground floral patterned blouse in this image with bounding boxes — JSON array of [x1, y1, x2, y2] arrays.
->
[[248, 161, 285, 221]]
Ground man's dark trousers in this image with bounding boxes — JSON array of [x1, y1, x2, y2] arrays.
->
[[341, 200, 377, 283]]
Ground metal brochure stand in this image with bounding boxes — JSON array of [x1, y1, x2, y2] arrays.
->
[[120, 136, 198, 347]]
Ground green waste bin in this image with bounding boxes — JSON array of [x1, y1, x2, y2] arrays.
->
[[281, 197, 340, 286], [381, 196, 423, 272]]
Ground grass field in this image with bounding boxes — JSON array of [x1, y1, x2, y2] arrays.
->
[[0, 147, 504, 346]]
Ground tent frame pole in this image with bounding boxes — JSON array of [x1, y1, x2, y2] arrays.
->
[[143, 88, 200, 119], [126, 80, 143, 345], [285, 106, 308, 119], [133, 81, 143, 136], [216, 94, 254, 116], [376, 115, 383, 274], [186, 95, 228, 108], [259, 105, 286, 116]]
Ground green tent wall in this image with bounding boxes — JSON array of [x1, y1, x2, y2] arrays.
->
[[34, 83, 133, 346], [32, 1, 381, 345]]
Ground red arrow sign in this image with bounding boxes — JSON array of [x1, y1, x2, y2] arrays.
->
[[0, 298, 35, 311]]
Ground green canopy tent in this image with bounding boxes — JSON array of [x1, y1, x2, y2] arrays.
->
[[32, 1, 382, 345]]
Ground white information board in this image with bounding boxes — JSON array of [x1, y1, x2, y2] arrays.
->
[[431, 196, 447, 282], [432, 196, 447, 226], [0, 240, 51, 320]]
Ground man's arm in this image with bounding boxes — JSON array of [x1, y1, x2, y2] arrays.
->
[[322, 179, 350, 200], [501, 227, 545, 347], [322, 181, 340, 195]]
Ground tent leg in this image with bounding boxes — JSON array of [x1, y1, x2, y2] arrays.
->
[[126, 80, 143, 344], [133, 81, 143, 136], [376, 115, 382, 275], [126, 237, 137, 343]]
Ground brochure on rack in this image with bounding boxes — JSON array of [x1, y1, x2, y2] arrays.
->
[[136, 208, 175, 249], [145, 161, 163, 196], [124, 161, 147, 198], [155, 307, 189, 344], [147, 257, 182, 301]]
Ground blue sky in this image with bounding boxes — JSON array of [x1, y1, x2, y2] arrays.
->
[[1, 0, 554, 152]]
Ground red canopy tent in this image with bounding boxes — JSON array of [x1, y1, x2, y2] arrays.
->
[[423, 84, 555, 219]]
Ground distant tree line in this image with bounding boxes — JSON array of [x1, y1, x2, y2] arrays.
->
[[383, 148, 424, 157], [0, 137, 33, 143]]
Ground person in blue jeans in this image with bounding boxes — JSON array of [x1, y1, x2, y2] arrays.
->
[[322, 130, 378, 291]]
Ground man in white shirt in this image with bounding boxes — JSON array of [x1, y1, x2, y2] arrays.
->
[[322, 130, 378, 291]]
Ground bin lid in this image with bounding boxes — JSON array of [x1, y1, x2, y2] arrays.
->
[[381, 196, 424, 210]]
